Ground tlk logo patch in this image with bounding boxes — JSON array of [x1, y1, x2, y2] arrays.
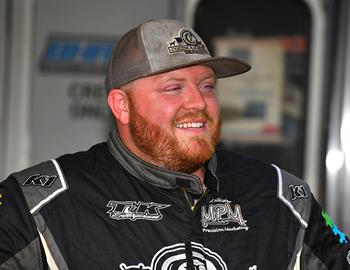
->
[[289, 184, 308, 201], [168, 29, 209, 55], [22, 174, 57, 188], [201, 198, 248, 233], [106, 201, 170, 221]]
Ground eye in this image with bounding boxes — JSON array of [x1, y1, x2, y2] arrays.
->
[[163, 85, 182, 95], [199, 82, 216, 93]]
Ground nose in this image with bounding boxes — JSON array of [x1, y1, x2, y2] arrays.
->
[[183, 84, 206, 111]]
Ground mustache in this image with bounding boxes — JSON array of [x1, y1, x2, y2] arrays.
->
[[174, 111, 213, 124]]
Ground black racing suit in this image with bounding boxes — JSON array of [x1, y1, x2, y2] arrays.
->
[[1, 130, 350, 270]]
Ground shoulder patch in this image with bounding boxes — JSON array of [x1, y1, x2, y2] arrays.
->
[[12, 159, 68, 215], [272, 164, 311, 228]]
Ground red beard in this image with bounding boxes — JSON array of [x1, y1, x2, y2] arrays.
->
[[127, 94, 221, 173]]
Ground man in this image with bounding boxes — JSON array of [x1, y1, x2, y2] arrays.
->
[[0, 19, 349, 270]]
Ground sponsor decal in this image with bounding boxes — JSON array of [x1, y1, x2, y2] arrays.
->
[[288, 184, 308, 201], [201, 198, 248, 233], [119, 242, 227, 270], [40, 34, 116, 74], [322, 210, 348, 244], [249, 266, 258, 270], [22, 174, 58, 188], [347, 250, 350, 265], [168, 29, 209, 55], [106, 201, 170, 221], [67, 82, 110, 120]]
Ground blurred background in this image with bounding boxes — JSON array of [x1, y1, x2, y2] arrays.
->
[[0, 0, 349, 234]]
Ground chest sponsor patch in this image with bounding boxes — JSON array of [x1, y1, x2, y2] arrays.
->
[[119, 242, 227, 270], [106, 201, 170, 221], [201, 198, 248, 233]]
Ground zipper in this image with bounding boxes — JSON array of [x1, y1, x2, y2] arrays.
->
[[181, 188, 209, 270], [181, 187, 208, 212]]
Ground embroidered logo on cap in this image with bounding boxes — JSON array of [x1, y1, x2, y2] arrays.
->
[[168, 29, 209, 55]]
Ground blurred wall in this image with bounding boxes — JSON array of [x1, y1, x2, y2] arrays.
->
[[31, 0, 177, 163], [0, 0, 185, 179]]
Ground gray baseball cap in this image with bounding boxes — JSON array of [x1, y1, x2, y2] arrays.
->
[[105, 19, 250, 93]]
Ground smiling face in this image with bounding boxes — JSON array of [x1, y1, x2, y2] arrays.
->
[[109, 65, 221, 174]]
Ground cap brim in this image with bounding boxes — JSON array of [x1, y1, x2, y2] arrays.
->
[[197, 57, 251, 78], [120, 57, 250, 88], [146, 57, 251, 79]]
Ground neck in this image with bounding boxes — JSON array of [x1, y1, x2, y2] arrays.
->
[[191, 167, 205, 186]]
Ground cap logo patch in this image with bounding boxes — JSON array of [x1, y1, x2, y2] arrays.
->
[[168, 29, 209, 55]]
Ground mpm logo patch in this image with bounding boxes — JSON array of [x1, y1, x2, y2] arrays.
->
[[201, 198, 248, 233]]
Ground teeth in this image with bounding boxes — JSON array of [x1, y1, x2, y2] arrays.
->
[[176, 123, 204, 128]]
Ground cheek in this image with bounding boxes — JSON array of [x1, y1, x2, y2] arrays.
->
[[135, 99, 180, 124], [206, 97, 220, 117], [156, 107, 180, 125]]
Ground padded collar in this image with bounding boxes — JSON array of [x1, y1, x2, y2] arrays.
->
[[107, 129, 219, 195]]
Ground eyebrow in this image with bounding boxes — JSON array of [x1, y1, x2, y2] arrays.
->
[[161, 73, 216, 83]]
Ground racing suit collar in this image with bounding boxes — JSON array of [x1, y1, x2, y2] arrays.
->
[[107, 129, 219, 195]]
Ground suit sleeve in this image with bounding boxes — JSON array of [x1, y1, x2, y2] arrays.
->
[[301, 195, 350, 269], [0, 177, 47, 270]]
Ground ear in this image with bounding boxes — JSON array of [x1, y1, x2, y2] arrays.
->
[[107, 89, 130, 125]]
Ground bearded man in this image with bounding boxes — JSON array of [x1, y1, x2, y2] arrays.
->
[[1, 19, 349, 270]]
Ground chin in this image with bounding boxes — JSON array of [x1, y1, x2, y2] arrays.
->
[[182, 143, 215, 161]]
